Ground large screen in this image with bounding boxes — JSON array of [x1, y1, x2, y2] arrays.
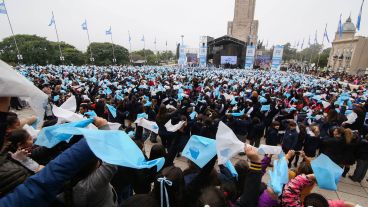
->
[[221, 56, 237, 65]]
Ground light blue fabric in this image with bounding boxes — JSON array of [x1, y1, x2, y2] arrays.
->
[[259, 96, 267, 103], [182, 135, 216, 168], [261, 105, 270, 112], [225, 160, 238, 180], [84, 111, 97, 118], [104, 88, 112, 95], [106, 104, 117, 118], [31, 118, 39, 129], [231, 109, 245, 117], [137, 112, 148, 119], [268, 154, 289, 196], [35, 118, 94, 148], [144, 101, 152, 107], [53, 127, 165, 172], [189, 111, 197, 120], [311, 153, 343, 191], [53, 95, 60, 102], [230, 99, 238, 105]]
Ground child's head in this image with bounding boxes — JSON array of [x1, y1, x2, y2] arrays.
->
[[196, 187, 227, 207], [271, 121, 280, 130], [303, 193, 329, 207], [220, 181, 238, 203], [310, 125, 320, 137], [149, 144, 166, 161], [235, 160, 249, 196], [296, 161, 313, 175], [7, 129, 33, 152]]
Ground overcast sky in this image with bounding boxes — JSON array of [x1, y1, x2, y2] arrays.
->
[[1, 0, 367, 52]]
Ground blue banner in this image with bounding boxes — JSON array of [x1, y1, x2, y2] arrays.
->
[[244, 45, 256, 69], [271, 45, 284, 70], [178, 45, 187, 66]]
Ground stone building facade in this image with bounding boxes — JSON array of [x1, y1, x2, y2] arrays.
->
[[328, 17, 368, 75], [227, 0, 258, 45]]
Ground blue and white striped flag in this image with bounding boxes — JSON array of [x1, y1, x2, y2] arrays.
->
[[106, 26, 112, 35], [141, 35, 145, 42], [128, 31, 132, 42], [338, 14, 343, 37], [300, 38, 304, 50], [48, 13, 55, 26], [308, 35, 311, 46], [357, 0, 365, 31], [314, 30, 318, 44], [81, 20, 88, 30], [0, 2, 7, 14], [323, 24, 330, 43]]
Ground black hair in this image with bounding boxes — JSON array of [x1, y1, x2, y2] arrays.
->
[[303, 193, 329, 207], [196, 187, 227, 207], [220, 181, 238, 203], [6, 112, 19, 128], [149, 144, 166, 161], [121, 194, 159, 207], [234, 160, 249, 197], [5, 129, 29, 153], [42, 118, 58, 128]]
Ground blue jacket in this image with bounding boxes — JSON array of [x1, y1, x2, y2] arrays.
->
[[0, 139, 95, 207], [281, 129, 298, 150]]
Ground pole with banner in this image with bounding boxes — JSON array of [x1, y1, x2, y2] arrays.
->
[[178, 35, 187, 67], [81, 20, 94, 62], [48, 11, 64, 63], [1, 0, 22, 62], [271, 45, 284, 70], [244, 45, 256, 69], [105, 26, 116, 63], [199, 36, 207, 67]]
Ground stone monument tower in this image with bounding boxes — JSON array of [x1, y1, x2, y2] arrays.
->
[[227, 0, 258, 44]]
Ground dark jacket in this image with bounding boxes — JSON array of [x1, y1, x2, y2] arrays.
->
[[281, 129, 298, 150], [247, 123, 265, 141], [265, 127, 280, 146], [320, 137, 345, 164], [303, 135, 320, 157]]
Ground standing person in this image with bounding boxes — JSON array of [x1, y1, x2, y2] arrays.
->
[[156, 105, 178, 149], [341, 129, 358, 177], [281, 121, 299, 166], [247, 117, 265, 148], [303, 125, 321, 157], [292, 124, 307, 167], [265, 121, 280, 146]]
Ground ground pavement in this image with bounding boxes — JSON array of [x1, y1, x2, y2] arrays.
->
[[16, 107, 368, 206]]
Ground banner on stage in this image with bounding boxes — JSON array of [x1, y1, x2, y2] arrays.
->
[[244, 45, 256, 69], [178, 45, 187, 66], [271, 45, 284, 70], [199, 46, 207, 67]]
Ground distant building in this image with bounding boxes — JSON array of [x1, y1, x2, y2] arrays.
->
[[227, 0, 258, 45], [328, 16, 368, 75]]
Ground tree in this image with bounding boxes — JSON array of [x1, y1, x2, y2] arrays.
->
[[318, 48, 331, 67], [282, 42, 297, 62], [51, 42, 86, 65], [298, 44, 323, 64], [87, 42, 129, 66], [0, 34, 56, 65]]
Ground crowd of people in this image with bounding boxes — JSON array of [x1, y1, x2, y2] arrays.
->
[[1, 64, 368, 207]]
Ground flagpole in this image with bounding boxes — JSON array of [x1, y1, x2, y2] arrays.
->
[[143, 37, 147, 64], [128, 31, 132, 64], [110, 32, 116, 64], [3, 0, 22, 62], [51, 11, 64, 63], [85, 25, 94, 62], [317, 24, 327, 68]]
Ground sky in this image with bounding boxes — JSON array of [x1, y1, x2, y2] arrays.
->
[[0, 0, 367, 52]]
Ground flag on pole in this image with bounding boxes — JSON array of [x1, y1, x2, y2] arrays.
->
[[308, 35, 311, 46], [154, 37, 156, 44], [314, 30, 318, 44], [357, 0, 365, 31], [105, 26, 112, 35], [128, 31, 131, 42], [48, 13, 55, 26], [0, 2, 7, 14], [296, 40, 300, 48], [141, 35, 145, 42], [81, 20, 88, 30], [338, 14, 343, 37], [166, 41, 168, 46], [323, 24, 330, 43]]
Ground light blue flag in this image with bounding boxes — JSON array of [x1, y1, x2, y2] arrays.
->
[[84, 111, 97, 119], [0, 2, 7, 14], [189, 111, 197, 120], [357, 0, 365, 31], [31, 118, 39, 129], [116, 94, 123, 101], [48, 13, 55, 26], [106, 26, 112, 35], [268, 154, 288, 196], [311, 154, 343, 191], [137, 112, 148, 119], [104, 87, 112, 95], [261, 105, 270, 112], [81, 20, 88, 30], [338, 14, 343, 37], [53, 127, 165, 172], [35, 118, 94, 148], [231, 109, 245, 117], [323, 24, 330, 43], [182, 135, 217, 168], [259, 96, 267, 103], [225, 160, 238, 180], [106, 104, 117, 118], [178, 93, 183, 101], [141, 35, 145, 42], [230, 99, 238, 105], [53, 95, 60, 102], [128, 31, 132, 42], [144, 101, 152, 107]]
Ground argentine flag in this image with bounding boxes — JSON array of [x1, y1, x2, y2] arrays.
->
[[106, 26, 112, 35], [48, 13, 55, 26], [0, 2, 7, 14], [81, 20, 88, 30]]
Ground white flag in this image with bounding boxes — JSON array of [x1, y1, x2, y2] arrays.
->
[[60, 95, 77, 112], [135, 118, 159, 134], [164, 120, 185, 132]]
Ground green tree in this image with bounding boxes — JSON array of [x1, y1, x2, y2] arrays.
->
[[317, 48, 331, 67], [282, 42, 297, 62], [298, 44, 323, 64], [87, 42, 129, 65], [51, 42, 86, 65], [0, 34, 56, 65]]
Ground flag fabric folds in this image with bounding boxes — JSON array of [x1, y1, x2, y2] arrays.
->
[[106, 104, 117, 118], [48, 13, 55, 26], [81, 20, 88, 30], [357, 0, 365, 31], [323, 24, 330, 43], [311, 154, 343, 191], [53, 127, 165, 172], [106, 26, 112, 35], [338, 14, 343, 37], [182, 135, 217, 168], [0, 2, 7, 14], [141, 35, 145, 42]]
